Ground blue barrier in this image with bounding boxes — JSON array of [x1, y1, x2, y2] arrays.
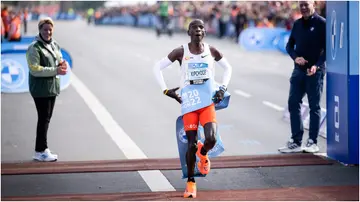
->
[[27, 12, 81, 21], [1, 36, 35, 45], [176, 87, 230, 179], [1, 47, 73, 94], [238, 28, 288, 51], [326, 1, 359, 165], [1, 38, 73, 69], [98, 14, 151, 26], [276, 31, 291, 54], [94, 13, 293, 54], [55, 12, 81, 20]]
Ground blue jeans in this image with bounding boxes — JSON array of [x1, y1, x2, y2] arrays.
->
[[288, 67, 325, 145]]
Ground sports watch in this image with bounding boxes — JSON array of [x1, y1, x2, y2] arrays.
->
[[219, 85, 227, 92]]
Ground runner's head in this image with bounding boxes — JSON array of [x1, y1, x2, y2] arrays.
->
[[187, 19, 205, 43]]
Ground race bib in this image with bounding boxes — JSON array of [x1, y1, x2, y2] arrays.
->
[[186, 68, 210, 81]]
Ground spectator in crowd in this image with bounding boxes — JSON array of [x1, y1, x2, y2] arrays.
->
[[7, 10, 21, 41], [92, 1, 326, 42], [1, 5, 10, 39]]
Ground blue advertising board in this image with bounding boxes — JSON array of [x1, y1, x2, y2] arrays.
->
[[348, 1, 359, 164], [276, 31, 291, 54], [238, 28, 287, 51], [326, 1, 359, 165], [1, 36, 35, 44], [1, 47, 73, 94]]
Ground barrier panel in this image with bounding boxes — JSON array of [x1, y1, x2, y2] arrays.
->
[[1, 36, 35, 45], [93, 13, 293, 54], [326, 1, 359, 165], [1, 47, 73, 94], [238, 27, 288, 52], [175, 86, 230, 179], [55, 12, 82, 20], [276, 31, 291, 54], [27, 13, 81, 21]]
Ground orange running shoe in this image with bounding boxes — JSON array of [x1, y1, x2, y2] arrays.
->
[[183, 181, 197, 198], [196, 141, 211, 175]]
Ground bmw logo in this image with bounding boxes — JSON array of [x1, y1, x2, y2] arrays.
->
[[1, 59, 26, 89]]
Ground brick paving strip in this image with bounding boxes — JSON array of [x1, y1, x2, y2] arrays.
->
[[1, 153, 333, 175], [2, 185, 358, 201]]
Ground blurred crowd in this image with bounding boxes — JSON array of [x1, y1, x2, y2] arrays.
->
[[1, 1, 327, 42], [95, 1, 326, 39], [1, 5, 29, 41]]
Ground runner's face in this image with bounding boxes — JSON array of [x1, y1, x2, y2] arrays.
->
[[40, 23, 53, 41], [189, 21, 205, 42]]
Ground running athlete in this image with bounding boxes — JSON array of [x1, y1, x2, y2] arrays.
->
[[153, 19, 233, 198]]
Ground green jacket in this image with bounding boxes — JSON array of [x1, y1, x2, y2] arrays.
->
[[158, 2, 168, 17], [26, 35, 63, 97]]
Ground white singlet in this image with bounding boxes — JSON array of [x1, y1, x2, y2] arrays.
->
[[179, 42, 215, 90]]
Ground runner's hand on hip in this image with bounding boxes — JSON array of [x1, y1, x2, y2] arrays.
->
[[164, 87, 182, 104]]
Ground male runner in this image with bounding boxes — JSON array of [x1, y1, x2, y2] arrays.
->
[[153, 19, 233, 198]]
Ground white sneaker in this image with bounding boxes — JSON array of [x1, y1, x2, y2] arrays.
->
[[303, 139, 319, 153], [33, 148, 58, 162], [278, 139, 303, 153]]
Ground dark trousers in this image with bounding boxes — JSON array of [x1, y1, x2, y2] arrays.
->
[[24, 20, 27, 34], [159, 16, 169, 29], [33, 96, 56, 152], [218, 20, 226, 38], [288, 67, 324, 145]]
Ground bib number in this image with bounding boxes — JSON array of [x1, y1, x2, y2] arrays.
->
[[186, 68, 210, 81], [182, 89, 202, 109]]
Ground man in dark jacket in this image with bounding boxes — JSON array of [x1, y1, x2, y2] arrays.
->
[[278, 1, 326, 153]]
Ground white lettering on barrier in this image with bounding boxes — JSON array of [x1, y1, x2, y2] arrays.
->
[[331, 10, 337, 60], [13, 45, 29, 50], [340, 22, 344, 49], [334, 95, 340, 142]]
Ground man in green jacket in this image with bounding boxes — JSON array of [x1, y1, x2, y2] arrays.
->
[[26, 17, 68, 162]]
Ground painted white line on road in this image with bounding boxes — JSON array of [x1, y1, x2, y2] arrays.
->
[[234, 89, 252, 98], [262, 101, 285, 111], [71, 73, 175, 192]]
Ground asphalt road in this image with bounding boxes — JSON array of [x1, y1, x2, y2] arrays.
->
[[1, 20, 327, 163], [2, 20, 352, 200]]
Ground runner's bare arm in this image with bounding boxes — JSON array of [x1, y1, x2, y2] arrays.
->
[[210, 46, 232, 89], [210, 46, 223, 62], [167, 46, 184, 64], [153, 46, 184, 91]]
